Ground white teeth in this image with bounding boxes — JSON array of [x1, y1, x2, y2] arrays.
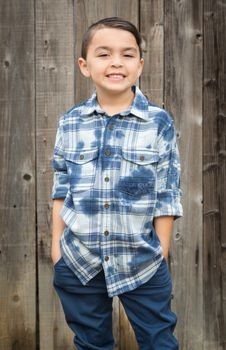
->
[[108, 74, 124, 78]]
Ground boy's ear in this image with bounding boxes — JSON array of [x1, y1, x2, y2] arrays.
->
[[138, 58, 144, 77], [78, 57, 90, 78]]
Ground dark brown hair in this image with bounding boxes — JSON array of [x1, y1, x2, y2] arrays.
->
[[81, 17, 143, 59]]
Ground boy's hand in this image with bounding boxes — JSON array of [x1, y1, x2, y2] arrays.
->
[[51, 240, 62, 265], [153, 216, 174, 260], [52, 198, 65, 265]]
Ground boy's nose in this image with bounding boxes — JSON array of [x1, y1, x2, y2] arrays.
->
[[110, 56, 123, 67]]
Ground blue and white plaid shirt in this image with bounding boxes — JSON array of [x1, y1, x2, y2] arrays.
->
[[52, 86, 183, 297]]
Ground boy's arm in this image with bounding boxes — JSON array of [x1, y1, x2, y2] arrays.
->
[[153, 216, 174, 260], [51, 199, 65, 264], [51, 116, 69, 264], [153, 118, 183, 220], [153, 116, 183, 260]]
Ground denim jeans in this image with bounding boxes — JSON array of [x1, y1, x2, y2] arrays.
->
[[53, 257, 178, 350]]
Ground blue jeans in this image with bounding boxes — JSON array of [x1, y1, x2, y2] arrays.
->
[[53, 258, 178, 350]]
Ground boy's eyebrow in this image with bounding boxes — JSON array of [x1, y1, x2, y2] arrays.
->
[[123, 47, 138, 52], [94, 46, 138, 52], [94, 46, 110, 52]]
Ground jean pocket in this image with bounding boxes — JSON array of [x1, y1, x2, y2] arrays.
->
[[53, 256, 64, 269], [150, 258, 172, 288]]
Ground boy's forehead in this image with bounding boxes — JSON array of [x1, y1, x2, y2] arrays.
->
[[89, 27, 138, 49]]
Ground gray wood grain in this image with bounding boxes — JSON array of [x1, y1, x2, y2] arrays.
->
[[164, 0, 203, 349], [140, 0, 164, 106], [35, 0, 75, 349], [203, 1, 226, 348], [0, 1, 36, 349]]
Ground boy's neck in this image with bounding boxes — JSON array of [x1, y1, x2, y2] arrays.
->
[[96, 87, 135, 116]]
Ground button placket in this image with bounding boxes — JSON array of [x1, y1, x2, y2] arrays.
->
[[101, 118, 117, 269]]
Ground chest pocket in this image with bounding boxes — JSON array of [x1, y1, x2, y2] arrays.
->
[[65, 148, 99, 192], [118, 149, 159, 197]]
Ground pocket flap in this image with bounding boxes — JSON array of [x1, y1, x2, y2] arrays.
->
[[64, 148, 99, 164], [121, 149, 159, 165]]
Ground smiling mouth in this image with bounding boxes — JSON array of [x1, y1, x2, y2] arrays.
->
[[106, 74, 126, 79]]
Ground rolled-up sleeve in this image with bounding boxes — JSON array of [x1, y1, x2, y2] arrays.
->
[[51, 116, 69, 199], [153, 120, 183, 220]]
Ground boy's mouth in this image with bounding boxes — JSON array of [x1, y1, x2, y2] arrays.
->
[[106, 73, 126, 80]]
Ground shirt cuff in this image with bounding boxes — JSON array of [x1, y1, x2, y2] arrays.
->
[[153, 189, 183, 221], [52, 172, 69, 199]]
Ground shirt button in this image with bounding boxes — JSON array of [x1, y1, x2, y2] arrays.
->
[[104, 230, 109, 236], [80, 154, 84, 160], [105, 256, 109, 262], [104, 176, 109, 182], [104, 203, 110, 209], [105, 149, 111, 156], [140, 155, 145, 161], [108, 124, 114, 130]]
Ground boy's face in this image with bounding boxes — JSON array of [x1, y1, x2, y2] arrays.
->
[[78, 28, 144, 97]]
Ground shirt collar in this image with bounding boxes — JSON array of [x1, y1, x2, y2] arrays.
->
[[80, 85, 150, 121]]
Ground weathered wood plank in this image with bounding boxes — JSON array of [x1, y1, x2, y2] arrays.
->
[[0, 1, 36, 349], [215, 2, 226, 347], [35, 0, 75, 349], [203, 1, 226, 348], [140, 0, 164, 106], [164, 0, 203, 349]]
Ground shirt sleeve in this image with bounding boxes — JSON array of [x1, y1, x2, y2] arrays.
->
[[153, 120, 183, 220], [51, 116, 70, 199]]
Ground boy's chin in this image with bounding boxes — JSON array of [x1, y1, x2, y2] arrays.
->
[[97, 83, 133, 95]]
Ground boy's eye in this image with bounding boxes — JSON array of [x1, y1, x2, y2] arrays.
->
[[98, 53, 109, 57], [124, 54, 134, 58]]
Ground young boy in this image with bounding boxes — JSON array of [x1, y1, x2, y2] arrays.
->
[[51, 17, 183, 350]]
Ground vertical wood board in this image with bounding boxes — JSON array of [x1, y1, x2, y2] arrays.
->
[[164, 0, 203, 348], [36, 0, 75, 349], [0, 1, 36, 349], [203, 0, 226, 348], [140, 0, 164, 106]]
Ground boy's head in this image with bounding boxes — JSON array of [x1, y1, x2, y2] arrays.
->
[[78, 17, 144, 97], [81, 17, 143, 60]]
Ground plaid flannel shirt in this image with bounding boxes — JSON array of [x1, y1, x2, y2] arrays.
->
[[52, 86, 183, 297]]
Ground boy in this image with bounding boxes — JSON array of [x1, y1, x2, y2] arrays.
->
[[51, 17, 183, 350]]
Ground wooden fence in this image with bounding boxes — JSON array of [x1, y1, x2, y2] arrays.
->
[[0, 0, 225, 349]]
